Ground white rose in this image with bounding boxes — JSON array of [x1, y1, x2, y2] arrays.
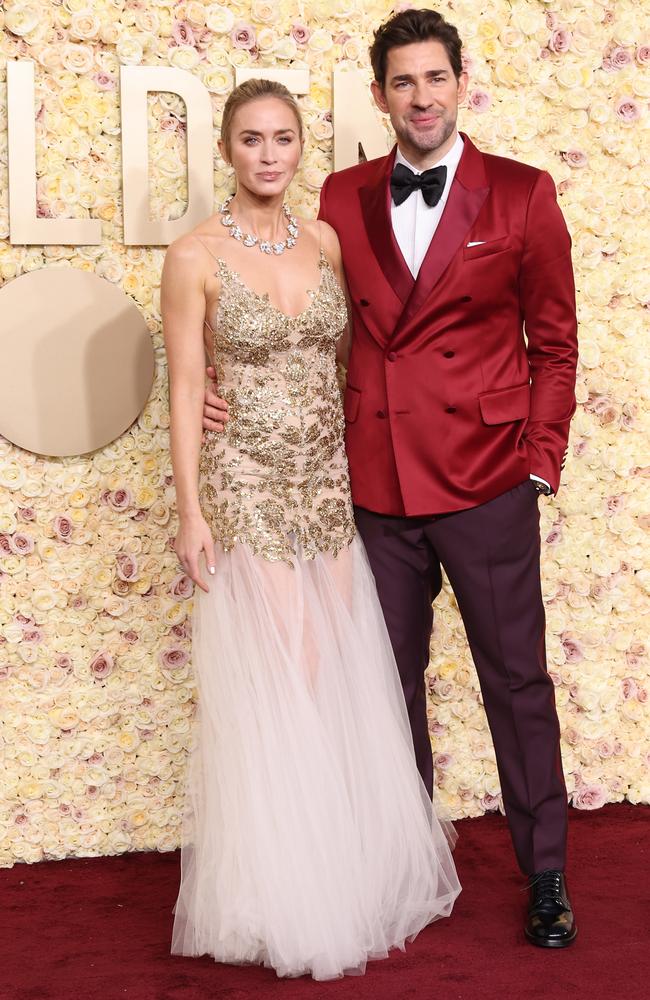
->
[[116, 36, 144, 66], [205, 4, 235, 34], [70, 12, 100, 40], [61, 43, 95, 75], [5, 3, 40, 37], [169, 46, 200, 71]]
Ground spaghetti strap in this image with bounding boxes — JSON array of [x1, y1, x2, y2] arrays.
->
[[194, 235, 218, 262], [316, 221, 327, 266]]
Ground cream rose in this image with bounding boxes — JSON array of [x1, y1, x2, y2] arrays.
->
[[5, 3, 40, 37]]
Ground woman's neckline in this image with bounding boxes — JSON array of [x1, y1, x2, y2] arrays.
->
[[214, 252, 332, 322]]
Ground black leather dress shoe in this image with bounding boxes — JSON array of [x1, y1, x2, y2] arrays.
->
[[525, 870, 577, 948]]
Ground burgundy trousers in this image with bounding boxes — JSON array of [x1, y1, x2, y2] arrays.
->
[[354, 479, 568, 876]]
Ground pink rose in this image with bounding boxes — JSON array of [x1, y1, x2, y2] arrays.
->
[[433, 752, 452, 771], [90, 651, 115, 680], [561, 634, 584, 663], [573, 784, 607, 810], [23, 628, 43, 644], [70, 595, 87, 610], [625, 643, 646, 667], [172, 19, 195, 47], [291, 22, 311, 45], [53, 515, 73, 542], [170, 572, 194, 600], [107, 488, 133, 512], [18, 507, 36, 522], [9, 532, 35, 555], [481, 793, 501, 812], [121, 629, 139, 644], [468, 89, 491, 113], [160, 114, 181, 132], [56, 654, 73, 671], [0, 534, 12, 555], [608, 46, 633, 70], [0, 664, 10, 681], [636, 45, 650, 65], [171, 623, 189, 640], [596, 739, 615, 758], [606, 494, 625, 514], [461, 51, 475, 75], [231, 22, 256, 50], [545, 527, 563, 545], [549, 28, 572, 53], [561, 149, 587, 168], [546, 13, 560, 29], [116, 551, 139, 581], [92, 71, 116, 91], [621, 677, 638, 700], [615, 96, 642, 122], [159, 646, 190, 670]]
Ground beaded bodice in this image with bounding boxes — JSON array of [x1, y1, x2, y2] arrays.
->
[[199, 251, 355, 563]]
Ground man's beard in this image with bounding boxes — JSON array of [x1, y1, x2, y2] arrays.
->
[[396, 113, 456, 154]]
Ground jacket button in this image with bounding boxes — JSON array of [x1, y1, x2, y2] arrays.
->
[[387, 351, 397, 362], [376, 409, 387, 419], [445, 406, 457, 414], [443, 351, 455, 359], [360, 298, 370, 306], [461, 295, 472, 303]]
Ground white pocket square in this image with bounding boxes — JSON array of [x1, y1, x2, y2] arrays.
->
[[466, 240, 486, 247]]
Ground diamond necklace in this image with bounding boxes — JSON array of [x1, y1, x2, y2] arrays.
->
[[219, 195, 299, 255]]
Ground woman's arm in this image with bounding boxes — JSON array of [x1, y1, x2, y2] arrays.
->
[[318, 221, 351, 367], [161, 236, 216, 592]]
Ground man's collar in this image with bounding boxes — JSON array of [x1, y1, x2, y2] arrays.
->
[[394, 132, 464, 176]]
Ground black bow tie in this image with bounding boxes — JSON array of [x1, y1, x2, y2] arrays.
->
[[390, 163, 447, 207]]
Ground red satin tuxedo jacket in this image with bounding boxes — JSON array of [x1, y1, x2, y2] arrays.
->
[[318, 134, 578, 517]]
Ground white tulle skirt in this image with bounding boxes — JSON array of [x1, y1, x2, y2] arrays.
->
[[171, 535, 460, 980]]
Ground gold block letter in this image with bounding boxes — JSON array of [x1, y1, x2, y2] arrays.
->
[[121, 67, 214, 246], [8, 61, 102, 246]]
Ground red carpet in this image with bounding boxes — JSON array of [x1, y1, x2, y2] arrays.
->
[[1, 804, 647, 1000]]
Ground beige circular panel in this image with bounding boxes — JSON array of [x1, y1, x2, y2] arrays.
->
[[0, 268, 155, 457]]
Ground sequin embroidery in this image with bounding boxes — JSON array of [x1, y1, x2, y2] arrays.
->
[[199, 252, 354, 563]]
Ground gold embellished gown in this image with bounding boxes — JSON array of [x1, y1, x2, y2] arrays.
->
[[171, 249, 460, 980]]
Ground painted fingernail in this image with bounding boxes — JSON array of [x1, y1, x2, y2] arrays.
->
[[209, 566, 215, 575]]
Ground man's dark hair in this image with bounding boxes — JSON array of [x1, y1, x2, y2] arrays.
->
[[369, 9, 463, 87]]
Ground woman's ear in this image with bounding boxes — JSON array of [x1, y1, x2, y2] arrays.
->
[[217, 138, 229, 165]]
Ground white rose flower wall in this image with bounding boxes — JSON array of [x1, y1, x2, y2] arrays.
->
[[0, 0, 648, 866]]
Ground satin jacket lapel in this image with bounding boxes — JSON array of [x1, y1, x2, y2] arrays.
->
[[395, 135, 490, 334], [358, 147, 414, 305]]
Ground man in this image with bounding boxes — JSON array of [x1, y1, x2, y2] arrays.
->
[[203, 10, 578, 948]]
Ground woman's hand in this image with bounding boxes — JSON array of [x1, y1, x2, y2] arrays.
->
[[174, 514, 216, 594]]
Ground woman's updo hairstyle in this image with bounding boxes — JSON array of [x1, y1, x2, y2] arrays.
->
[[220, 79, 304, 159]]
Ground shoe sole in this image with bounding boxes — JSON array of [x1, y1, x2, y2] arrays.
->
[[525, 927, 578, 949]]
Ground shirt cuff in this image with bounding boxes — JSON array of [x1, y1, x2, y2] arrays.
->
[[530, 474, 551, 490]]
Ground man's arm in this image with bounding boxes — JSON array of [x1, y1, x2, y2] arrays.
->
[[520, 171, 578, 494]]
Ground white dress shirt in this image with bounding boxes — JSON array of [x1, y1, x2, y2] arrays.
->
[[391, 133, 464, 278], [390, 133, 551, 493]]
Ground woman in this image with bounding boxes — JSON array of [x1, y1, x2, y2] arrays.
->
[[162, 79, 460, 981]]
